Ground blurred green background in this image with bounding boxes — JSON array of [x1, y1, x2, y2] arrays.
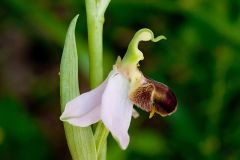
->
[[1, 0, 240, 159]]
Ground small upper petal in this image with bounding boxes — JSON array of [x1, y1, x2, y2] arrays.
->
[[132, 108, 139, 119], [101, 73, 133, 149]]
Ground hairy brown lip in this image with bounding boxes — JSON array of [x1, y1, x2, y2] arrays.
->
[[129, 77, 177, 117]]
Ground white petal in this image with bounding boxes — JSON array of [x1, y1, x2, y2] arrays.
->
[[60, 69, 118, 126], [60, 83, 105, 120], [101, 73, 133, 150], [63, 106, 101, 127]]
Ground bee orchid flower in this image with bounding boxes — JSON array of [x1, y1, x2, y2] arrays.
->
[[60, 28, 177, 150]]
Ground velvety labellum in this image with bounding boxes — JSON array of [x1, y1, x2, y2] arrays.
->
[[129, 77, 177, 117]]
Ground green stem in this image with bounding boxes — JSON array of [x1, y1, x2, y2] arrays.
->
[[94, 122, 109, 157], [88, 21, 104, 87], [86, 0, 110, 88], [85, 0, 111, 159]]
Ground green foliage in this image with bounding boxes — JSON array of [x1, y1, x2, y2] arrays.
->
[[0, 98, 50, 160], [60, 15, 97, 160], [0, 0, 240, 159]]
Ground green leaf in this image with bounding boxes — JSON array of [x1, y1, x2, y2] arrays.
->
[[60, 15, 97, 160]]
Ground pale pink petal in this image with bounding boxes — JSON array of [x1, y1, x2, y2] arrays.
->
[[60, 83, 105, 121], [60, 69, 118, 124], [63, 106, 101, 127], [101, 73, 133, 150]]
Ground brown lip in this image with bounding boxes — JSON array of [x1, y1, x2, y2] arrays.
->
[[148, 79, 177, 116], [129, 77, 177, 117]]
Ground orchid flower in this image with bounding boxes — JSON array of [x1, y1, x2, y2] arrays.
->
[[60, 28, 177, 150]]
